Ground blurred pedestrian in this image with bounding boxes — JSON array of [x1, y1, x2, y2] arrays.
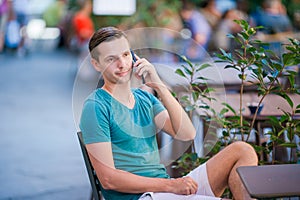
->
[[210, 9, 248, 52], [4, 0, 22, 51], [72, 0, 94, 53], [180, 0, 212, 61], [0, 0, 9, 53], [11, 0, 29, 56], [251, 0, 293, 34], [72, 0, 96, 81], [251, 0, 294, 57], [200, 0, 222, 30]]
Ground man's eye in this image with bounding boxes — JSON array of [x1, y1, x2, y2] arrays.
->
[[124, 53, 130, 59], [107, 58, 114, 63]]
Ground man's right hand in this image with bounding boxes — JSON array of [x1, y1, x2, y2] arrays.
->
[[169, 176, 198, 195]]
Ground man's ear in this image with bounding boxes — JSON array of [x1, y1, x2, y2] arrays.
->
[[91, 58, 102, 72]]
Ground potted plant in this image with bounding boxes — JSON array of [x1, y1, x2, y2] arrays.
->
[[173, 19, 300, 176]]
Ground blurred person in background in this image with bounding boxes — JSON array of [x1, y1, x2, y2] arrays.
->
[[251, 0, 293, 34], [200, 0, 222, 30], [72, 0, 95, 80], [180, 0, 212, 62], [209, 9, 248, 53], [250, 0, 294, 57], [4, 0, 22, 53], [11, 0, 29, 56], [0, 0, 9, 53], [72, 0, 94, 53]]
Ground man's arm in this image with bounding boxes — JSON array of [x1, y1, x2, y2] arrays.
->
[[134, 57, 196, 141], [86, 142, 198, 194]]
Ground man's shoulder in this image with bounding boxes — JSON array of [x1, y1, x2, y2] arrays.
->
[[84, 89, 110, 105], [87, 88, 106, 98], [133, 88, 154, 100]]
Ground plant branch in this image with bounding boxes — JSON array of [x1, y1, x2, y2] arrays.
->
[[247, 67, 285, 141]]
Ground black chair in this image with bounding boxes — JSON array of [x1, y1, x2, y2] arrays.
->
[[77, 132, 103, 200]]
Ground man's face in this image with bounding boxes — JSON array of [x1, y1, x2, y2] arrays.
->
[[94, 36, 133, 84]]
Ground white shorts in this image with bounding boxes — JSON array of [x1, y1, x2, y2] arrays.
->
[[139, 163, 221, 200]]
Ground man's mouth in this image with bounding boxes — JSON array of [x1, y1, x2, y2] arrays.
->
[[116, 69, 131, 77]]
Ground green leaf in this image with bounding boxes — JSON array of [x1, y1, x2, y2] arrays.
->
[[192, 91, 199, 102], [175, 69, 186, 78], [238, 19, 249, 30], [246, 46, 257, 53], [196, 76, 209, 81], [248, 27, 256, 35], [282, 53, 297, 66], [279, 114, 290, 122], [285, 70, 298, 76], [267, 75, 275, 82], [237, 59, 248, 65], [279, 143, 297, 148], [278, 129, 286, 137], [233, 36, 243, 45], [272, 62, 283, 71], [279, 93, 294, 108], [183, 67, 193, 76], [198, 105, 210, 110], [222, 130, 230, 137], [219, 49, 233, 62], [288, 76, 295, 88], [224, 65, 239, 71], [220, 108, 229, 115], [197, 63, 211, 71], [267, 116, 279, 124], [222, 103, 237, 115], [239, 32, 249, 40], [203, 87, 215, 93], [181, 55, 193, 68]]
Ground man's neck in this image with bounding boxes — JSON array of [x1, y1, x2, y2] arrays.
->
[[102, 83, 134, 107]]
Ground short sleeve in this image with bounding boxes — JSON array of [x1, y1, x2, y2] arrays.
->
[[79, 99, 111, 144], [151, 95, 165, 117], [136, 88, 165, 116]]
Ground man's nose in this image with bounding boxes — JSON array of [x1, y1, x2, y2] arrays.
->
[[117, 57, 127, 68]]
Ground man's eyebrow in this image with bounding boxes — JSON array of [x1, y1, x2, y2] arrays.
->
[[104, 55, 117, 59], [104, 51, 129, 59]]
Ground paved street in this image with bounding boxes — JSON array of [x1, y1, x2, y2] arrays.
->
[[0, 48, 92, 200]]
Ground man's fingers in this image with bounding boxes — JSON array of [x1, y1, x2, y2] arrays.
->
[[187, 177, 198, 194], [183, 177, 198, 194]]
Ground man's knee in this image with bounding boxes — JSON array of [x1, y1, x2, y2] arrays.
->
[[230, 141, 258, 163]]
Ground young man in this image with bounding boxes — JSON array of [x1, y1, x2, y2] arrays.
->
[[80, 27, 258, 200]]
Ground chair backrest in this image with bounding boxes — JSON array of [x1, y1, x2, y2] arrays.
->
[[77, 131, 102, 200]]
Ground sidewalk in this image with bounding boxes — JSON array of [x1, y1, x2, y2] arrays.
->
[[0, 48, 91, 200]]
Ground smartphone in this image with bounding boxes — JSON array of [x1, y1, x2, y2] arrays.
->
[[131, 49, 137, 63], [130, 50, 145, 83]]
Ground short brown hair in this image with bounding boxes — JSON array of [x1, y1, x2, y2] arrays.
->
[[89, 27, 127, 59]]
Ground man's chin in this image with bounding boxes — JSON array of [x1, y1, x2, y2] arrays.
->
[[115, 76, 131, 84]]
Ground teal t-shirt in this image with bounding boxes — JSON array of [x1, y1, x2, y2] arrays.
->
[[80, 88, 170, 200]]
